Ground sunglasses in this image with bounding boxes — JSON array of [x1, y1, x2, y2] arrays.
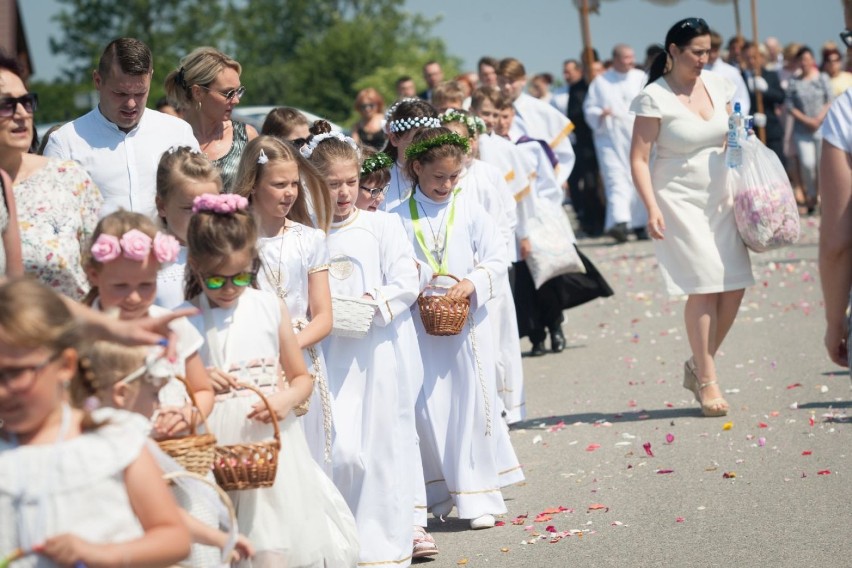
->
[[841, 29, 852, 49], [359, 103, 377, 110], [203, 270, 255, 290], [198, 84, 246, 101], [0, 93, 38, 118], [680, 17, 708, 30], [360, 184, 389, 199]]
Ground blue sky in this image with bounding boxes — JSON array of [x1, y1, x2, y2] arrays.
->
[[21, 0, 842, 84]]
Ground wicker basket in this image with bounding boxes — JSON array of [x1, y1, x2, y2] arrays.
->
[[417, 274, 470, 336], [331, 294, 377, 339], [157, 376, 217, 476], [212, 382, 282, 491]]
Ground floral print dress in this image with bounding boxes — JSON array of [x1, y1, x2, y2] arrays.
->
[[13, 159, 102, 300]]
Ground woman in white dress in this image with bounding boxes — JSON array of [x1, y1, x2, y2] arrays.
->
[[392, 128, 523, 530], [232, 136, 337, 475], [630, 17, 754, 417], [180, 194, 359, 567], [304, 122, 422, 566]]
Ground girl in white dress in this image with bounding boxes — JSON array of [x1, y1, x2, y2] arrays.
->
[[154, 146, 223, 310], [358, 148, 440, 560], [383, 98, 442, 212], [0, 278, 190, 568], [82, 211, 214, 438], [179, 193, 359, 567], [303, 123, 424, 566], [70, 340, 256, 566], [391, 128, 524, 530], [440, 109, 527, 425], [232, 136, 337, 475]]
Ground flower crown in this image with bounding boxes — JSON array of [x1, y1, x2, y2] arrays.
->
[[439, 108, 485, 138], [300, 132, 359, 159], [91, 230, 180, 264], [404, 132, 471, 161], [360, 152, 393, 176], [388, 116, 441, 134], [384, 97, 421, 124], [192, 193, 248, 214]]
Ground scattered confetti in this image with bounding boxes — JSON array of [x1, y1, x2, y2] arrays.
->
[[786, 383, 802, 390], [676, 517, 686, 523], [588, 504, 609, 512], [802, 451, 812, 456], [656, 469, 674, 474], [495, 521, 506, 527], [500, 547, 510, 553], [723, 472, 736, 479], [586, 444, 601, 452], [722, 422, 734, 431], [758, 437, 766, 447], [511, 514, 528, 525], [817, 470, 831, 475], [643, 442, 654, 457], [758, 422, 768, 428], [665, 433, 675, 444]]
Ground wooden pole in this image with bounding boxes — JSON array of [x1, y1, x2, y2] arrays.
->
[[733, 0, 742, 39], [750, 0, 766, 143], [580, 0, 595, 83]]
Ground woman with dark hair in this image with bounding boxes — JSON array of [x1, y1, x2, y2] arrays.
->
[[630, 18, 753, 417], [786, 46, 833, 213], [0, 53, 100, 297]]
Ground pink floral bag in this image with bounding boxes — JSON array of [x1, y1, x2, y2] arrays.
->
[[729, 136, 800, 253]]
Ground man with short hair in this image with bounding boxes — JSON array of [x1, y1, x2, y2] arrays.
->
[[419, 61, 444, 102], [395, 75, 417, 99], [583, 44, 648, 243], [44, 38, 199, 218], [707, 30, 751, 115]]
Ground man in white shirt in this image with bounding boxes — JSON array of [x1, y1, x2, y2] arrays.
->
[[44, 38, 199, 218], [706, 30, 751, 115], [583, 44, 648, 243]]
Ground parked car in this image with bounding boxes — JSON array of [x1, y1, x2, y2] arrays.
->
[[231, 106, 347, 134]]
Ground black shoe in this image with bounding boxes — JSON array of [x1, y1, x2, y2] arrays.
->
[[551, 328, 566, 353], [634, 227, 650, 241], [607, 222, 629, 244], [530, 341, 546, 356]]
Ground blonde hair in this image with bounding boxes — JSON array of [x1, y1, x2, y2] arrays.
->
[[156, 147, 223, 225], [307, 120, 361, 181], [82, 211, 162, 305], [431, 81, 466, 110], [164, 47, 242, 109], [70, 341, 149, 409], [232, 135, 332, 232]]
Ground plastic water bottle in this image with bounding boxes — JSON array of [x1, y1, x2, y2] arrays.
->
[[726, 102, 743, 168]]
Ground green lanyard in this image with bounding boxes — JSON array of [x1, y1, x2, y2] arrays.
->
[[409, 191, 458, 275]]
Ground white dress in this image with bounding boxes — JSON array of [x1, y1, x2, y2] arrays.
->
[[0, 407, 146, 568], [323, 209, 420, 566], [509, 92, 576, 186], [256, 223, 335, 476], [456, 161, 527, 424], [630, 70, 754, 295], [182, 288, 360, 567], [392, 191, 525, 519], [156, 245, 188, 310], [383, 163, 414, 213]]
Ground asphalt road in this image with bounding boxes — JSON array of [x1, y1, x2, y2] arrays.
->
[[416, 217, 850, 568]]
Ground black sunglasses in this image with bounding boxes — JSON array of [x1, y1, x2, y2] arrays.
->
[[198, 84, 246, 101], [0, 93, 38, 118], [680, 17, 708, 30], [360, 184, 389, 199], [841, 30, 852, 49]]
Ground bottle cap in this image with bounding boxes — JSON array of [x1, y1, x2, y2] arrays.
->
[[734, 102, 741, 112]]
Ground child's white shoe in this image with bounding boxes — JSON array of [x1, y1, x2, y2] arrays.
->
[[470, 514, 495, 529]]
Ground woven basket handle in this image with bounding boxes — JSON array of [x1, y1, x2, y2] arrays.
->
[[168, 375, 213, 437], [235, 381, 282, 448], [424, 273, 461, 292]]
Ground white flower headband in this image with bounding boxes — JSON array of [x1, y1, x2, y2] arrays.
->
[[388, 116, 441, 134], [299, 132, 360, 159], [384, 97, 421, 124]]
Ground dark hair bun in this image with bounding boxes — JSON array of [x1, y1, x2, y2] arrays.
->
[[310, 119, 333, 136]]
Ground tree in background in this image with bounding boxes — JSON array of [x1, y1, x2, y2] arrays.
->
[[46, 0, 459, 123]]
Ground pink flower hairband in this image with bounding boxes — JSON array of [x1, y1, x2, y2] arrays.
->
[[91, 230, 180, 264], [192, 193, 249, 214]]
